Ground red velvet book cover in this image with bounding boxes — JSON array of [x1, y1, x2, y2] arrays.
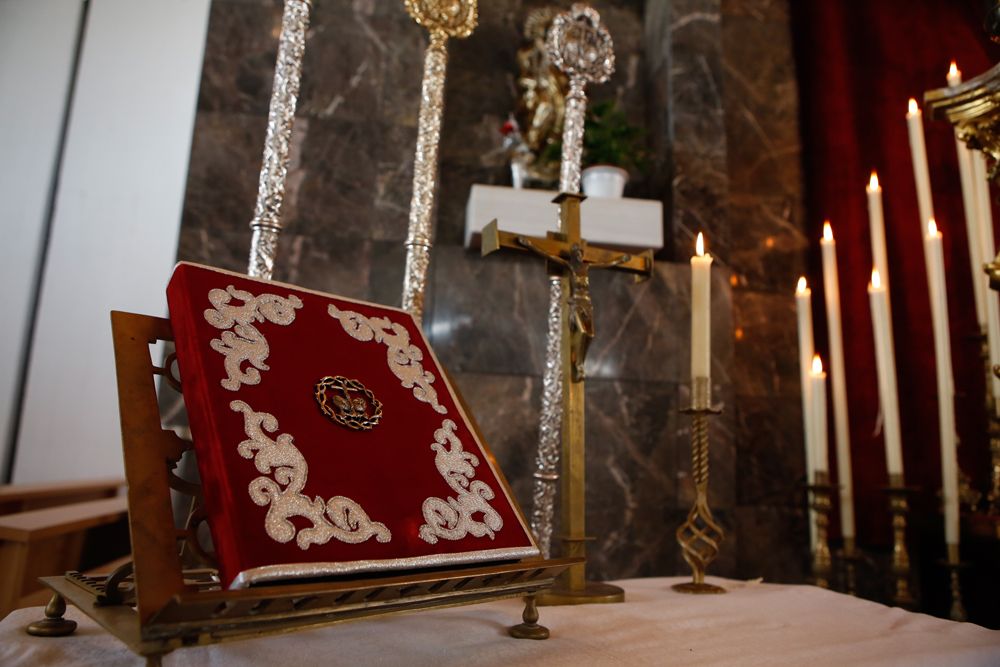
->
[[167, 262, 538, 588]]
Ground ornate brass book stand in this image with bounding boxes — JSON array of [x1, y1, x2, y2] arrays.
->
[[24, 312, 576, 663]]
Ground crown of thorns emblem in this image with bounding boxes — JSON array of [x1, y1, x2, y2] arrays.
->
[[314, 376, 383, 431]]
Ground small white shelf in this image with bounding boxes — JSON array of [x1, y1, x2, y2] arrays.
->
[[464, 184, 664, 252]]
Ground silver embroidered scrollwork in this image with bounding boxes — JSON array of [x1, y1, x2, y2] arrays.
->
[[204, 285, 304, 391], [247, 0, 313, 280], [327, 304, 448, 414], [231, 400, 391, 549], [528, 4, 615, 556], [400, 0, 478, 322], [418, 419, 503, 544]]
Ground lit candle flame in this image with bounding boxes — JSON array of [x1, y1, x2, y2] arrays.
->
[[928, 218, 938, 236], [796, 276, 808, 294], [696, 232, 705, 257], [823, 220, 833, 241], [872, 267, 882, 289], [811, 355, 824, 375], [949, 61, 959, 79], [869, 171, 879, 190], [908, 98, 919, 115]]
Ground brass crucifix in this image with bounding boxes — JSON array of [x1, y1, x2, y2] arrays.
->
[[482, 192, 653, 603]]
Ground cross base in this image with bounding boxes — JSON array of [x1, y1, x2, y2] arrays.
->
[[537, 580, 625, 606]]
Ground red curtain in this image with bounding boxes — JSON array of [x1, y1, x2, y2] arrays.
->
[[791, 1, 1000, 546]]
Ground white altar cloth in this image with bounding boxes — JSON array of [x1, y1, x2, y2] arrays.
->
[[2, 577, 998, 666]]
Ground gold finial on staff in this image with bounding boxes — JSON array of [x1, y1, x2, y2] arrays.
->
[[400, 0, 477, 322]]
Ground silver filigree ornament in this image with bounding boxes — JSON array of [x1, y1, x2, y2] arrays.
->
[[418, 419, 503, 544], [204, 286, 304, 391], [546, 5, 615, 84], [527, 4, 615, 557], [400, 0, 478, 323], [327, 304, 448, 414], [246, 0, 312, 280], [231, 400, 391, 549]]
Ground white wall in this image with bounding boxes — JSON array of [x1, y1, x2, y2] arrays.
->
[[12, 0, 212, 482], [0, 0, 85, 481]]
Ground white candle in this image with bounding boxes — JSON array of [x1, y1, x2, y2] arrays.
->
[[795, 277, 815, 477], [868, 269, 903, 477], [906, 98, 936, 231], [819, 222, 855, 540], [971, 151, 1000, 413], [947, 60, 962, 87], [810, 355, 828, 477], [691, 232, 712, 382], [949, 62, 988, 327], [923, 219, 959, 545], [796, 277, 818, 551], [866, 172, 890, 289]]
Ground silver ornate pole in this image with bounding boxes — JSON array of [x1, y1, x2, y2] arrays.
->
[[401, 0, 477, 321], [247, 0, 313, 279], [530, 4, 614, 557]]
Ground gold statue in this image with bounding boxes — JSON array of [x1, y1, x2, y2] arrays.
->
[[515, 8, 568, 177]]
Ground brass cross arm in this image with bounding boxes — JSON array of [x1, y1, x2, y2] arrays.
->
[[480, 219, 653, 282]]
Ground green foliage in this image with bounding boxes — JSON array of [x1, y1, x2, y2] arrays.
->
[[582, 100, 647, 171], [537, 100, 647, 173]]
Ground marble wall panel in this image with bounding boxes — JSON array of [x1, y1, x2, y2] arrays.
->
[[735, 395, 807, 506], [731, 288, 800, 400], [645, 0, 728, 259], [584, 379, 680, 580], [427, 245, 549, 376], [721, 0, 806, 293]]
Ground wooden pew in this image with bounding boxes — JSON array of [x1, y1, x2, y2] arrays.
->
[[0, 496, 129, 617], [0, 478, 125, 515]]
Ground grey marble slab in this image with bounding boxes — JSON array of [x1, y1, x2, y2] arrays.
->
[[583, 379, 681, 580], [734, 395, 807, 507], [427, 245, 549, 376], [732, 290, 801, 399], [732, 504, 810, 583]]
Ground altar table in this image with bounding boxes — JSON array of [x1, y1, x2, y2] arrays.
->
[[2, 577, 998, 666]]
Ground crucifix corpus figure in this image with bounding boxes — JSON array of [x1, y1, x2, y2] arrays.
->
[[481, 190, 653, 604]]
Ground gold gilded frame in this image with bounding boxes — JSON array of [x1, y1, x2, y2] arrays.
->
[[25, 311, 575, 664]]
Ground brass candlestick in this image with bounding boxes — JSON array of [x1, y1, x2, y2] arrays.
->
[[673, 377, 726, 594], [945, 543, 968, 622], [883, 475, 916, 608], [839, 537, 860, 596], [989, 412, 1000, 513], [808, 472, 834, 589]]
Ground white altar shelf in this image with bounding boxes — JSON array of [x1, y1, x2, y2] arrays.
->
[[465, 184, 664, 252], [2, 577, 998, 666]]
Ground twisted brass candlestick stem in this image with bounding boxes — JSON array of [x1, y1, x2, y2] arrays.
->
[[808, 472, 834, 589], [883, 475, 916, 608], [946, 543, 968, 622], [673, 377, 725, 594]]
